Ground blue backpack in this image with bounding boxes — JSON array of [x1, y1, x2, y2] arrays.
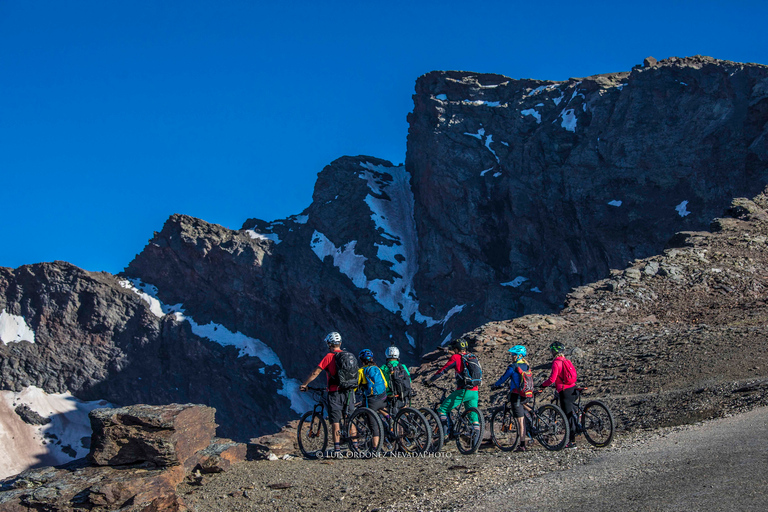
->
[[362, 365, 387, 396]]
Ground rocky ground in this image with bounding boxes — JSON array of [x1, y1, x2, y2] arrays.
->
[[173, 192, 768, 511]]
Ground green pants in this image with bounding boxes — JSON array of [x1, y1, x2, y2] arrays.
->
[[438, 389, 479, 423]]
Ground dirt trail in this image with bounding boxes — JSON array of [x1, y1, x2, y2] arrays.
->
[[420, 406, 768, 512]]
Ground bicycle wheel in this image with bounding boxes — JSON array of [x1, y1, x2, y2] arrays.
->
[[490, 408, 521, 452], [582, 400, 615, 448], [393, 407, 431, 454], [419, 408, 444, 453], [297, 410, 328, 459], [456, 407, 484, 455], [347, 407, 383, 455], [535, 404, 569, 451]]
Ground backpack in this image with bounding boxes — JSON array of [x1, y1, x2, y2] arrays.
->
[[561, 358, 577, 384], [388, 363, 412, 399], [512, 362, 534, 398], [362, 365, 387, 396], [334, 351, 359, 391], [459, 353, 483, 389]]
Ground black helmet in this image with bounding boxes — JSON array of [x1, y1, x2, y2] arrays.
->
[[549, 341, 565, 355], [451, 339, 468, 351]]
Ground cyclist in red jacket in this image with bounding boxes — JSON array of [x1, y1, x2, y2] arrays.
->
[[540, 341, 578, 448], [425, 339, 481, 439], [300, 332, 351, 454]]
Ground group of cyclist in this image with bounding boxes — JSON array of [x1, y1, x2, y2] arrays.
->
[[299, 330, 579, 455]]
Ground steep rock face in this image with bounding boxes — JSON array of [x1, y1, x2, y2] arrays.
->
[[125, 156, 458, 377], [126, 56, 768, 385], [121, 56, 768, 418], [0, 262, 301, 444], [406, 56, 768, 334]]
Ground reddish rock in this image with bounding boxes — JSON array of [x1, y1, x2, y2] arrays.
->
[[140, 494, 188, 512], [0, 460, 185, 511], [89, 404, 216, 467], [250, 420, 299, 457], [184, 438, 247, 473]]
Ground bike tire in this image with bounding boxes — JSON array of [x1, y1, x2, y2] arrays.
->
[[347, 407, 383, 455], [582, 400, 615, 448], [490, 408, 521, 452], [456, 407, 484, 455], [297, 410, 328, 459], [535, 404, 569, 451], [393, 407, 432, 454], [419, 407, 444, 453]]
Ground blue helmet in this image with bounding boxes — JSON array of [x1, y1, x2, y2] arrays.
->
[[359, 349, 374, 363], [509, 345, 527, 357]]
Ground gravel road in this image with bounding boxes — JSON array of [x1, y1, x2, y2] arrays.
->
[[420, 405, 768, 512]]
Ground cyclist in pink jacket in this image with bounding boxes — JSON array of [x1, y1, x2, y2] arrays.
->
[[540, 341, 578, 448]]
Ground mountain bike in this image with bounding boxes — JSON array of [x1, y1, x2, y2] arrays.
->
[[489, 388, 569, 451], [373, 395, 432, 454], [297, 386, 383, 459], [428, 383, 485, 454], [553, 386, 615, 447]]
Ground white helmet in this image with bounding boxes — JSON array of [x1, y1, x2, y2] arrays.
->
[[324, 331, 342, 346], [385, 346, 400, 359]]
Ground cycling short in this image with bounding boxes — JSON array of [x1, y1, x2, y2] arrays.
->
[[509, 393, 529, 418], [328, 389, 354, 424], [365, 392, 388, 412]]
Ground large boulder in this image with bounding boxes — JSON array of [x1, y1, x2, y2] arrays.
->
[[88, 404, 216, 467], [0, 460, 186, 512]]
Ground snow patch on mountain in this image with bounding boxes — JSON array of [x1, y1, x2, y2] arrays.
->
[[121, 279, 313, 414], [309, 163, 466, 330], [246, 230, 281, 244], [464, 128, 500, 163], [0, 309, 35, 345], [560, 109, 578, 132], [501, 277, 528, 287], [521, 108, 542, 123], [463, 99, 501, 107], [119, 280, 165, 318], [676, 200, 691, 217], [0, 387, 110, 479], [310, 233, 368, 288]]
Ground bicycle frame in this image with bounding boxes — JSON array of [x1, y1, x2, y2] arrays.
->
[[306, 386, 355, 440]]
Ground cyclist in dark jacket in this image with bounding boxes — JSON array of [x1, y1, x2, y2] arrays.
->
[[491, 344, 531, 451], [380, 345, 411, 406]]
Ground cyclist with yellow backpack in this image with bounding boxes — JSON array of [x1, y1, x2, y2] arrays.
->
[[491, 345, 533, 451]]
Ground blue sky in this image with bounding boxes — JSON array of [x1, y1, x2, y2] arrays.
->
[[2, 1, 767, 274]]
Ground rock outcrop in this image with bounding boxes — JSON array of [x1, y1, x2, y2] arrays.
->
[[89, 404, 216, 467], [0, 404, 247, 511], [0, 263, 302, 446]]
